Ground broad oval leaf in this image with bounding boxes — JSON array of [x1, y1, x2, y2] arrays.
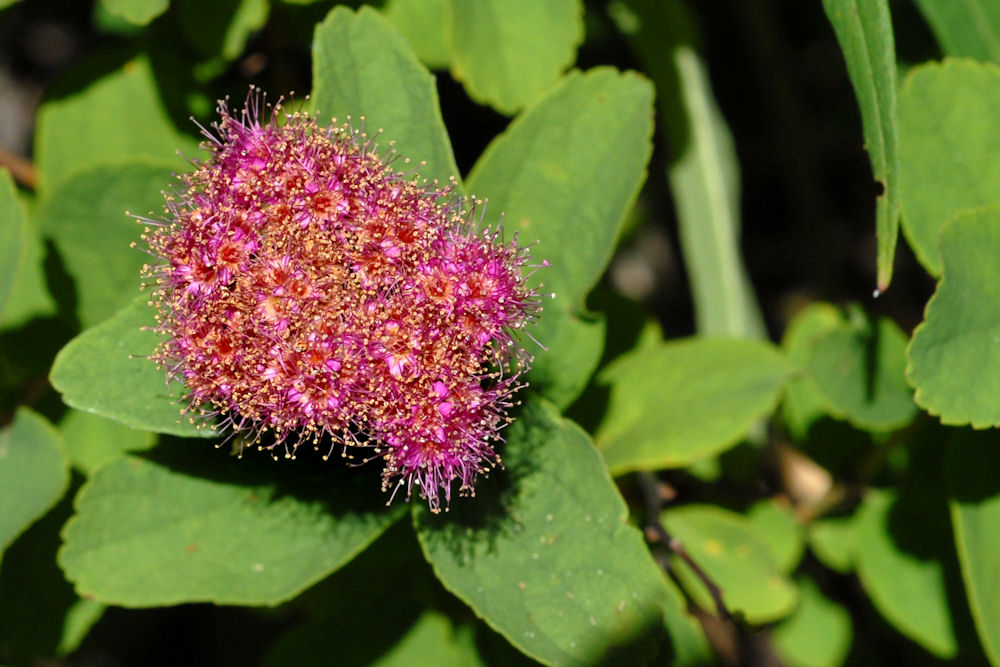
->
[[59, 409, 156, 476], [35, 53, 197, 197], [466, 67, 654, 407], [907, 209, 1000, 427], [662, 504, 799, 624], [771, 577, 853, 667], [100, 0, 169, 25], [898, 59, 1000, 275], [59, 454, 404, 606], [947, 430, 1000, 666], [447, 0, 583, 115], [0, 409, 68, 557], [746, 498, 805, 574], [804, 311, 917, 432], [312, 5, 460, 188], [37, 161, 175, 329], [808, 515, 856, 574], [382, 0, 450, 69], [913, 0, 1000, 64], [855, 488, 957, 658], [50, 296, 213, 439], [415, 400, 676, 665], [822, 0, 900, 290], [780, 302, 844, 440], [0, 168, 25, 322], [595, 337, 794, 474]]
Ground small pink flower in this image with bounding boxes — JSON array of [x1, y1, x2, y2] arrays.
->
[[142, 90, 543, 512]]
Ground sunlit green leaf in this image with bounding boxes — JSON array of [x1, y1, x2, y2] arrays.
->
[[898, 59, 1000, 275], [100, 0, 169, 25], [663, 504, 798, 624], [808, 515, 856, 574], [822, 0, 899, 290], [37, 161, 174, 329], [780, 303, 844, 440], [50, 296, 213, 439], [947, 430, 1000, 666], [446, 0, 583, 115], [0, 169, 25, 323], [312, 5, 460, 188], [907, 209, 1000, 427], [771, 577, 853, 667], [0, 409, 68, 559], [59, 409, 156, 476], [913, 0, 1000, 64], [383, 0, 449, 69], [416, 400, 674, 665], [746, 498, 805, 573], [595, 337, 793, 474], [59, 454, 404, 606], [467, 67, 654, 407]]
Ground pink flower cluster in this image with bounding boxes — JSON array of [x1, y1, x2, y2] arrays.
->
[[142, 93, 542, 511]]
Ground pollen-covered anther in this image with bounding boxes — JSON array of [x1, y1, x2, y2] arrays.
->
[[144, 89, 543, 512]]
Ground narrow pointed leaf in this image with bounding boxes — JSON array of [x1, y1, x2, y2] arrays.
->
[[312, 5, 460, 187], [913, 0, 1000, 64], [416, 401, 674, 665], [466, 67, 654, 407], [822, 0, 899, 290], [50, 296, 214, 438], [446, 0, 583, 115]]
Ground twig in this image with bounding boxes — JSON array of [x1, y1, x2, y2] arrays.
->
[[637, 471, 732, 621], [0, 147, 37, 190]]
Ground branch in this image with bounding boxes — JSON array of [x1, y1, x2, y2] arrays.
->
[[0, 147, 37, 190]]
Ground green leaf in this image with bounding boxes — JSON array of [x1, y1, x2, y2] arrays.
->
[[907, 209, 1000, 427], [0, 169, 24, 323], [746, 498, 805, 573], [50, 296, 213, 439], [617, 0, 764, 338], [594, 337, 794, 474], [0, 191, 57, 329], [0, 409, 68, 559], [771, 577, 853, 667], [780, 303, 845, 440], [415, 400, 674, 665], [37, 161, 175, 329], [59, 454, 404, 606], [466, 67, 654, 407], [898, 59, 1000, 275], [855, 488, 957, 657], [34, 53, 198, 196], [312, 5, 460, 188], [100, 0, 169, 25], [804, 309, 916, 432], [662, 504, 798, 624], [446, 0, 583, 115], [822, 0, 899, 290], [382, 0, 450, 69], [947, 430, 1000, 666], [913, 0, 1000, 64], [59, 409, 156, 476], [808, 515, 856, 574], [176, 0, 269, 61]]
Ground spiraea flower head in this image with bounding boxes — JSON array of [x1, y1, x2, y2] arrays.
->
[[141, 90, 544, 512]]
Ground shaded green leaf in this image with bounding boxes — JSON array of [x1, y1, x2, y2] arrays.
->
[[746, 498, 805, 573], [771, 577, 853, 667], [594, 337, 794, 474], [804, 309, 916, 432], [50, 296, 213, 439], [855, 488, 957, 657], [0, 169, 24, 323], [0, 194, 57, 329], [416, 400, 674, 665], [59, 454, 404, 606], [780, 302, 844, 440], [907, 209, 1000, 427], [0, 409, 68, 558], [35, 54, 197, 196], [312, 5, 460, 188], [467, 67, 654, 407], [913, 0, 1000, 64], [808, 515, 856, 574], [617, 0, 764, 338], [59, 409, 156, 476], [446, 0, 583, 115], [37, 161, 174, 329], [822, 0, 899, 290], [100, 0, 169, 25], [177, 0, 268, 61], [898, 59, 1000, 275], [662, 504, 798, 624], [383, 0, 450, 69], [947, 430, 1000, 666]]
